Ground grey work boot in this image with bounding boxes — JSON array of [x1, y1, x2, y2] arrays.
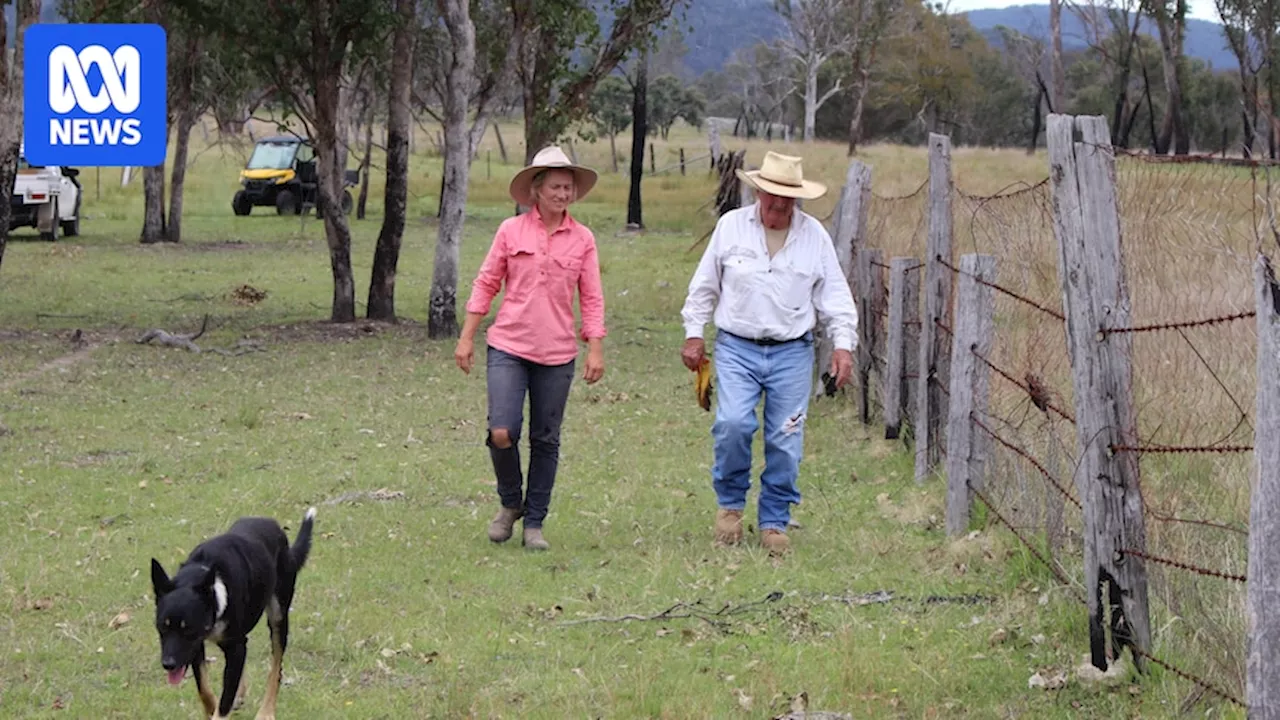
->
[[487, 506, 523, 543], [522, 526, 550, 550]]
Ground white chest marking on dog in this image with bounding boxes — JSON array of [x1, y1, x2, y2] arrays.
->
[[213, 576, 228, 619]]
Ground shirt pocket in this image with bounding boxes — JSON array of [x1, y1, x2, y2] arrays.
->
[[549, 251, 584, 297], [503, 240, 539, 301], [775, 261, 817, 313]]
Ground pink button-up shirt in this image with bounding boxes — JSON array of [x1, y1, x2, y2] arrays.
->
[[465, 206, 607, 366]]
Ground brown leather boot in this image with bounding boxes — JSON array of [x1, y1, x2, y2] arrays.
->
[[522, 526, 550, 550], [487, 506, 523, 543], [760, 528, 790, 555], [714, 508, 744, 546]]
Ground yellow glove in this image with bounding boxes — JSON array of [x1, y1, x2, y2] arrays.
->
[[695, 356, 713, 412]]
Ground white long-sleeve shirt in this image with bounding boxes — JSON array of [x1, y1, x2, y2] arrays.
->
[[681, 202, 860, 351]]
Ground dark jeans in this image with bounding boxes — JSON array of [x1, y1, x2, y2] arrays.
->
[[485, 346, 576, 528]]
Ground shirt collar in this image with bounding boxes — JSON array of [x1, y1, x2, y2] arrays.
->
[[530, 204, 576, 235], [749, 200, 800, 231]]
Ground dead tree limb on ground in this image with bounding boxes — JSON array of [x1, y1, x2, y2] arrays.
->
[[135, 314, 210, 352]]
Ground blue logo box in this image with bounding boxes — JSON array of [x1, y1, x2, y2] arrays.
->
[[23, 23, 167, 167]]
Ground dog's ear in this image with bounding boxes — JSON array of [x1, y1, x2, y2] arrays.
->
[[150, 558, 174, 601]]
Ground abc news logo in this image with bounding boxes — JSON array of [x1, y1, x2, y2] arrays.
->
[[48, 44, 143, 147], [23, 24, 167, 167]]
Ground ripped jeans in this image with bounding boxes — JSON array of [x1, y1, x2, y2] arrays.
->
[[485, 346, 576, 529], [709, 329, 814, 532]]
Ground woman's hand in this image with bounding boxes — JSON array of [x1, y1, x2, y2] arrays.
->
[[583, 340, 605, 384], [454, 337, 474, 374]]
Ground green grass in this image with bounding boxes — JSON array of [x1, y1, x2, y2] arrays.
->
[[0, 118, 1243, 718]]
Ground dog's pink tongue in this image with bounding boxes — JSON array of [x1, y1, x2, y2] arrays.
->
[[167, 668, 185, 686]]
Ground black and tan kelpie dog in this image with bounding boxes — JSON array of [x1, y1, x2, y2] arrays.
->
[[150, 507, 316, 719]]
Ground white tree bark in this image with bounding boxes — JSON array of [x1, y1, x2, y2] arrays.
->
[[429, 0, 478, 338]]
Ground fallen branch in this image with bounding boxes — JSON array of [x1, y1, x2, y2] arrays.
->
[[557, 591, 784, 629], [135, 314, 210, 353]]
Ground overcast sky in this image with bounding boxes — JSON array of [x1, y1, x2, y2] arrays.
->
[[943, 0, 1223, 23]]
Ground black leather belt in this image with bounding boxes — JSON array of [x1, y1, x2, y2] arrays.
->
[[723, 330, 807, 346]]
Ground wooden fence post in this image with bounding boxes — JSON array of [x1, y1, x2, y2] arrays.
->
[[884, 257, 920, 440], [870, 251, 886, 416], [944, 253, 996, 537], [709, 124, 721, 171], [914, 132, 953, 484], [854, 249, 884, 423], [1249, 252, 1280, 716], [818, 159, 872, 401], [1047, 112, 1150, 674]]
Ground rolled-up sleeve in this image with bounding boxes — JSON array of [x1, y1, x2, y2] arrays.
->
[[578, 238, 607, 340], [465, 223, 509, 315], [680, 220, 724, 339], [813, 229, 859, 352]]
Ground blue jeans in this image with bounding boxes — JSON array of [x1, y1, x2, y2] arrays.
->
[[485, 346, 576, 529], [710, 330, 814, 532]]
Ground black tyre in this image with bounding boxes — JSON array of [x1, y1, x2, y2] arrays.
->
[[232, 190, 252, 216], [341, 189, 353, 215], [61, 194, 81, 236], [40, 201, 59, 241], [275, 189, 298, 216]]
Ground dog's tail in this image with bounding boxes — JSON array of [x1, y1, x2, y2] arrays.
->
[[290, 506, 317, 570]]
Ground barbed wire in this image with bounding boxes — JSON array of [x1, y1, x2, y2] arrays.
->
[[1111, 442, 1253, 455], [935, 256, 1066, 322], [1118, 548, 1246, 583], [970, 349, 1075, 424], [967, 480, 1084, 603], [971, 414, 1081, 510], [1101, 310, 1256, 336]]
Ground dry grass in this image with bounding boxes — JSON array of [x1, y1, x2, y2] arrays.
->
[[0, 109, 1263, 716], [855, 140, 1263, 701]]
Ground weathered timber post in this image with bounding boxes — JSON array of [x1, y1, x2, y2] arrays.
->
[[1046, 112, 1150, 674], [914, 132, 954, 484], [854, 248, 884, 422], [869, 251, 887, 417], [944, 253, 996, 537], [1249, 252, 1280, 717], [884, 257, 921, 440], [817, 159, 872, 400]]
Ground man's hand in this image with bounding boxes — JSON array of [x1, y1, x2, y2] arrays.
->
[[584, 341, 605, 384], [454, 337, 474, 374], [830, 348, 854, 389], [681, 337, 706, 371]]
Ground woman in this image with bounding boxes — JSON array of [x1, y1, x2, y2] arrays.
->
[[454, 146, 607, 551]]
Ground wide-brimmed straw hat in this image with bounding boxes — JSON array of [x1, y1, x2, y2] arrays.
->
[[509, 146, 599, 206], [735, 151, 827, 200]]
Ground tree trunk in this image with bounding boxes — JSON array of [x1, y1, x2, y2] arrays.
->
[[493, 120, 508, 164], [803, 59, 818, 143], [315, 66, 357, 323], [140, 165, 168, 244], [166, 110, 196, 243], [627, 47, 648, 228], [357, 99, 374, 220], [0, 0, 38, 271], [609, 132, 618, 172], [847, 67, 871, 155], [367, 0, 417, 321], [1049, 0, 1066, 113], [1153, 5, 1189, 155], [428, 0, 477, 339]]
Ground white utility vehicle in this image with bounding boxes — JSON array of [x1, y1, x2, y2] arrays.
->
[[11, 145, 81, 240]]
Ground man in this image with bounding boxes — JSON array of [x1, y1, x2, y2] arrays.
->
[[680, 151, 859, 556]]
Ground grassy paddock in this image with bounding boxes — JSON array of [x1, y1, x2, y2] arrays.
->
[[0, 116, 1249, 717]]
